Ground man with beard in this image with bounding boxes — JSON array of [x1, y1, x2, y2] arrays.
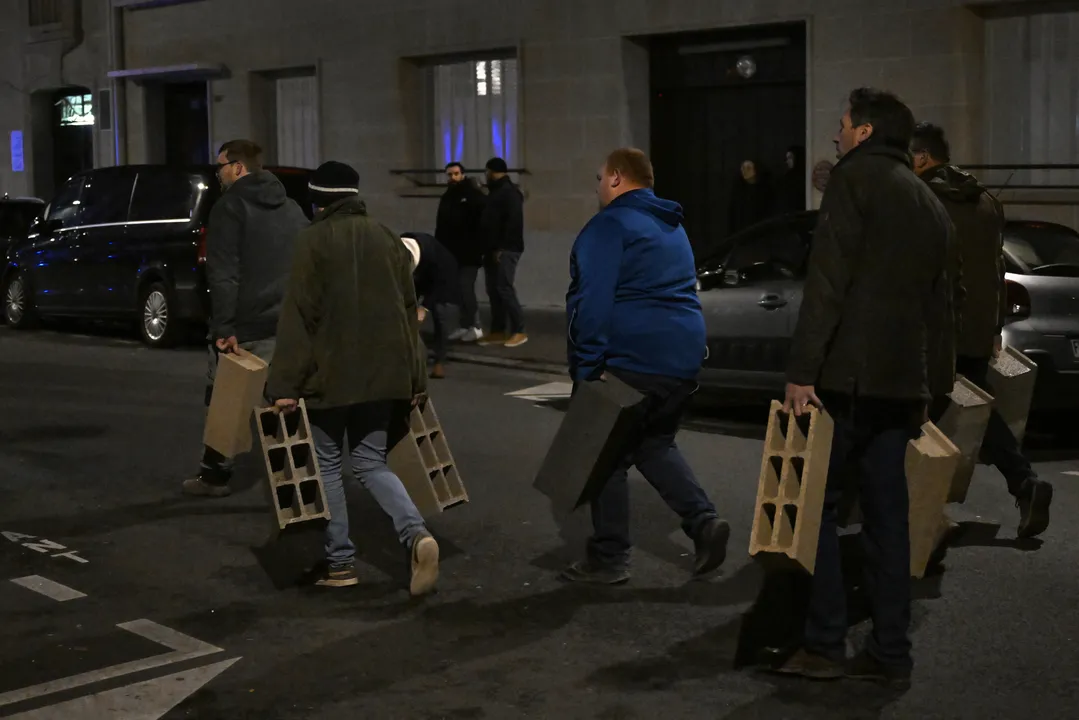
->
[[436, 162, 486, 343]]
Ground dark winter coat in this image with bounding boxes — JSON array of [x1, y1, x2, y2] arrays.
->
[[479, 175, 524, 253], [403, 231, 460, 307], [267, 197, 426, 408], [435, 178, 486, 267], [921, 164, 1006, 360], [206, 170, 309, 342], [786, 140, 958, 402], [728, 176, 774, 235]]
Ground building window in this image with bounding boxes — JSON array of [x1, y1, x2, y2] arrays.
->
[[275, 72, 319, 169], [28, 0, 62, 26], [56, 93, 94, 127], [431, 56, 518, 176]]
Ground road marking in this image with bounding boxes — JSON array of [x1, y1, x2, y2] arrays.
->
[[1061, 470, 1079, 476], [506, 381, 573, 402], [0, 619, 223, 708], [10, 576, 86, 602], [2, 532, 88, 564], [6, 657, 240, 720]]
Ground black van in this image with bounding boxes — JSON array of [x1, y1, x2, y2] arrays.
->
[[1, 165, 312, 347]]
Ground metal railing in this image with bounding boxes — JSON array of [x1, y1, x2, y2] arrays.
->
[[389, 167, 530, 189], [962, 164, 1079, 191]]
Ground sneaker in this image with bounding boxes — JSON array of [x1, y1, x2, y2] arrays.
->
[[315, 562, 360, 588], [693, 518, 731, 576], [504, 333, 529, 348], [477, 332, 508, 346], [410, 535, 440, 596], [845, 650, 912, 687], [460, 327, 484, 343], [559, 559, 630, 585], [181, 476, 231, 498], [770, 648, 844, 680], [1017, 478, 1053, 539], [429, 363, 446, 380], [448, 328, 469, 342]]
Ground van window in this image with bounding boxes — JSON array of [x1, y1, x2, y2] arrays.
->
[[80, 172, 135, 226], [47, 178, 86, 229], [129, 170, 201, 222]]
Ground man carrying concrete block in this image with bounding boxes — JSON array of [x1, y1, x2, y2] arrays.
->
[[559, 147, 730, 586], [913, 122, 1052, 538]]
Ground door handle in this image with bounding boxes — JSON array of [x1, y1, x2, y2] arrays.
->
[[758, 294, 787, 309]]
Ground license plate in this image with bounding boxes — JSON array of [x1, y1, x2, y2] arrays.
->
[[1072, 339, 1079, 359]]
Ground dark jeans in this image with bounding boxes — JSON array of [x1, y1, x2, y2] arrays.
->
[[458, 265, 480, 329], [429, 303, 451, 363], [585, 368, 719, 567], [930, 355, 1036, 497], [806, 395, 920, 670], [484, 251, 524, 335]]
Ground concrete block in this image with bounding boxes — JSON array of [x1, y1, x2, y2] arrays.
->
[[907, 422, 961, 578], [987, 347, 1038, 446], [749, 401, 834, 574], [936, 375, 993, 504], [388, 399, 468, 519], [533, 375, 647, 513], [256, 400, 330, 531]]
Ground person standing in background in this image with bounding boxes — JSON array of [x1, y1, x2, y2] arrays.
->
[[477, 157, 528, 348], [728, 159, 774, 235], [183, 139, 309, 498], [776, 145, 806, 215], [436, 162, 486, 343], [912, 122, 1053, 539], [401, 231, 460, 380]]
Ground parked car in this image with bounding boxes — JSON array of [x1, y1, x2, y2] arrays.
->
[[0, 195, 45, 257], [694, 211, 1079, 411], [1, 165, 312, 347]]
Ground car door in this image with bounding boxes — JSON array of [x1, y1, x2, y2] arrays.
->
[[28, 177, 86, 312], [698, 220, 811, 391], [76, 168, 137, 314]]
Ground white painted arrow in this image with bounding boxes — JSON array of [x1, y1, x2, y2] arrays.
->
[[7, 657, 240, 719], [506, 382, 573, 402]]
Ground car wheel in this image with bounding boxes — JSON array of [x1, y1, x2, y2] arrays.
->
[[138, 281, 179, 348], [3, 272, 38, 329]]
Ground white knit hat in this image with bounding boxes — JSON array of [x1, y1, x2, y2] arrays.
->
[[400, 236, 421, 270]]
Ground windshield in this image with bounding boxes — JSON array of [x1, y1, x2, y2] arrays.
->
[[1005, 224, 1079, 273]]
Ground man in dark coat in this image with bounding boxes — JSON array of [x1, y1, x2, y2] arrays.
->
[[401, 231, 460, 379], [477, 157, 528, 348], [267, 161, 438, 597], [435, 162, 486, 343], [913, 122, 1053, 538], [183, 139, 309, 498], [776, 88, 956, 685]]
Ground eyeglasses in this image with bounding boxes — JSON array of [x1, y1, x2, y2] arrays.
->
[[216, 160, 238, 174]]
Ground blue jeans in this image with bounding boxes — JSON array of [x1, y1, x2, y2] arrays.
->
[[308, 402, 428, 566], [586, 368, 719, 567], [805, 395, 921, 670]]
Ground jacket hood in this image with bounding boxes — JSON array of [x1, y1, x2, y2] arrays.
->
[[228, 170, 289, 209], [609, 188, 684, 227], [923, 164, 987, 204], [835, 137, 912, 171], [315, 195, 368, 222]]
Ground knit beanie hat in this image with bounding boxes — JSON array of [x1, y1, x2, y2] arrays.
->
[[309, 161, 360, 208], [400, 235, 421, 271]]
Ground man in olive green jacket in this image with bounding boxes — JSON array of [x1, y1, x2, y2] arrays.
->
[[266, 161, 439, 596]]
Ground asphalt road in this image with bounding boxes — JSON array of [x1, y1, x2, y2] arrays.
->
[[1, 325, 1078, 719]]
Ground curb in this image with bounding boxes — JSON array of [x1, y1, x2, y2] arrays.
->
[[445, 350, 566, 377]]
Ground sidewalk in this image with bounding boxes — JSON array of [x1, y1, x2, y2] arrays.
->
[[425, 305, 569, 375]]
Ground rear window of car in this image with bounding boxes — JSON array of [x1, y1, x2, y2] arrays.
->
[[1004, 224, 1079, 272], [129, 170, 206, 222]]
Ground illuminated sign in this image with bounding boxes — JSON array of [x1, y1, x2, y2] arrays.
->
[[57, 93, 94, 127]]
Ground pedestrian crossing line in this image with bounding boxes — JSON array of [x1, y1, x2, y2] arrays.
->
[[506, 381, 573, 403], [1061, 470, 1079, 477], [10, 575, 86, 602]]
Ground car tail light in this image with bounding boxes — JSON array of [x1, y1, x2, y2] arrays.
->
[[1005, 279, 1031, 319], [196, 227, 207, 264]]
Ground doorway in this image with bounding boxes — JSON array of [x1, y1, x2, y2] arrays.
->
[[162, 82, 211, 165], [649, 22, 807, 255], [31, 87, 95, 197]]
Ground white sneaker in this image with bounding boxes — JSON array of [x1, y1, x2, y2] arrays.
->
[[448, 328, 468, 342], [461, 327, 484, 343]]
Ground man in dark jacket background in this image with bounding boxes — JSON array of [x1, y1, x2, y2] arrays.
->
[[477, 157, 528, 348], [561, 147, 730, 586], [267, 161, 439, 596], [401, 231, 460, 379], [183, 139, 309, 498], [436, 162, 486, 343], [912, 122, 1053, 538], [777, 89, 955, 684]]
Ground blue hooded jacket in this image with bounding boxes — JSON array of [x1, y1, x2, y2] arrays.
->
[[566, 188, 706, 383]]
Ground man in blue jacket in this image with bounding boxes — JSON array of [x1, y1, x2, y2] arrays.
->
[[562, 147, 730, 585]]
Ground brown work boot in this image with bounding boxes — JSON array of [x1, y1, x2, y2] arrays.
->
[[477, 332, 508, 346], [504, 333, 529, 348], [770, 648, 844, 680], [429, 363, 446, 380], [410, 535, 440, 596]]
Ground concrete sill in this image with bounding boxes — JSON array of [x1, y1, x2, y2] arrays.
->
[[25, 23, 69, 44]]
